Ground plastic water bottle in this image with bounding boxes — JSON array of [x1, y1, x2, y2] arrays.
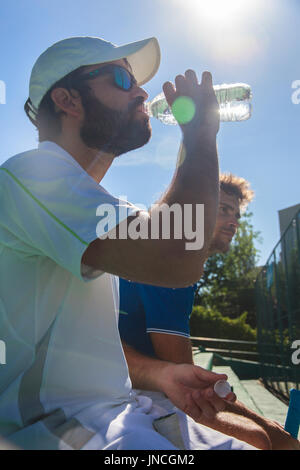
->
[[146, 83, 252, 124]]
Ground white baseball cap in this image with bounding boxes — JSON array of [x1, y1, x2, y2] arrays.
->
[[28, 36, 161, 110]]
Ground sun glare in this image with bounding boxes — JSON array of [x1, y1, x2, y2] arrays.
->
[[195, 0, 254, 24], [181, 0, 260, 26], [170, 0, 271, 64]]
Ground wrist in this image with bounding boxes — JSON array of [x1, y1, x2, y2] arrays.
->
[[182, 127, 218, 150], [132, 356, 173, 392], [151, 362, 175, 393], [152, 362, 177, 396], [123, 342, 173, 392]]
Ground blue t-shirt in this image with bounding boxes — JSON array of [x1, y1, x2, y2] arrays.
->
[[118, 279, 197, 357]]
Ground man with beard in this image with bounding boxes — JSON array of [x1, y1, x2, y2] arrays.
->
[[0, 36, 258, 450]]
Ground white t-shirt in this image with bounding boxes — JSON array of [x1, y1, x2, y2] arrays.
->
[[0, 141, 148, 449], [0, 141, 256, 452]]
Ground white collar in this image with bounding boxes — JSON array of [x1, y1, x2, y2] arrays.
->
[[38, 140, 89, 173], [38, 141, 103, 189], [38, 140, 75, 161]]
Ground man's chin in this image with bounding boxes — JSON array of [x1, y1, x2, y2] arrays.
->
[[114, 134, 151, 157], [88, 121, 151, 156], [121, 121, 152, 154], [209, 241, 230, 255]]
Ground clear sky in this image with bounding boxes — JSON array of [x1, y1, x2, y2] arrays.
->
[[0, 0, 299, 266]]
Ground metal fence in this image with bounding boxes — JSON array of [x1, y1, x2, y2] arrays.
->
[[255, 208, 300, 401]]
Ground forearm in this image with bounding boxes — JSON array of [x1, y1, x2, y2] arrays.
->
[[224, 400, 272, 429], [222, 400, 300, 450], [122, 342, 171, 391], [198, 410, 270, 450], [152, 135, 219, 259], [150, 72, 220, 264], [158, 135, 219, 205], [223, 399, 285, 441], [150, 332, 194, 365]]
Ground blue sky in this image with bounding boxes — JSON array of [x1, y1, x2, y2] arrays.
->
[[0, 0, 299, 265]]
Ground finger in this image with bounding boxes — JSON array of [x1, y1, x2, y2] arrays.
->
[[194, 366, 228, 384], [185, 69, 198, 85], [174, 74, 186, 93], [183, 392, 204, 422], [162, 81, 176, 106], [224, 392, 236, 403], [200, 71, 213, 88], [191, 391, 216, 420], [200, 388, 226, 413]]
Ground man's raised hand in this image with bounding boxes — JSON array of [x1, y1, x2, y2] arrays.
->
[[162, 70, 220, 137]]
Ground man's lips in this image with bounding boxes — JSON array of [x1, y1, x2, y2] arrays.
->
[[129, 97, 149, 117], [135, 104, 149, 116], [220, 230, 235, 239]]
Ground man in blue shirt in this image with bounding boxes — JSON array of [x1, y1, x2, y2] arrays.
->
[[119, 279, 197, 358]]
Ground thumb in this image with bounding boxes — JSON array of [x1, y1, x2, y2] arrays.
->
[[162, 81, 176, 107], [194, 366, 228, 384]]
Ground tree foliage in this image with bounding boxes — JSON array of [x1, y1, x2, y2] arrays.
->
[[190, 306, 257, 343]]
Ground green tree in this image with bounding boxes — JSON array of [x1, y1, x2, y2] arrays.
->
[[194, 211, 262, 328]]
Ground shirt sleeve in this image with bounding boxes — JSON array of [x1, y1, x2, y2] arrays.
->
[[0, 154, 138, 282], [137, 283, 196, 338]]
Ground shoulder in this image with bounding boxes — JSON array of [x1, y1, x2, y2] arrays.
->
[[0, 145, 112, 206], [1, 148, 39, 175]]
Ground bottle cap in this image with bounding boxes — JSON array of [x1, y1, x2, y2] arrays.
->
[[214, 380, 232, 398]]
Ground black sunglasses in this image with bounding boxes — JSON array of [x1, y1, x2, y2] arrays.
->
[[78, 64, 137, 91]]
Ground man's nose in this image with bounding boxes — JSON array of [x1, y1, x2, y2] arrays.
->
[[131, 85, 149, 102], [227, 216, 239, 231]]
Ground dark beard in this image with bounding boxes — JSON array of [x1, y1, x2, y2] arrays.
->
[[79, 92, 151, 156], [208, 237, 230, 255]]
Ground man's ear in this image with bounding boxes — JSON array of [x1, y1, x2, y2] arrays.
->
[[50, 88, 83, 118]]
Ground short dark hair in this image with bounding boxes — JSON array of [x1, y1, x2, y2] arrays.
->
[[24, 65, 91, 142]]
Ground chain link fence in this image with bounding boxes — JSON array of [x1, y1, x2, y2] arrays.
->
[[255, 209, 300, 402]]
